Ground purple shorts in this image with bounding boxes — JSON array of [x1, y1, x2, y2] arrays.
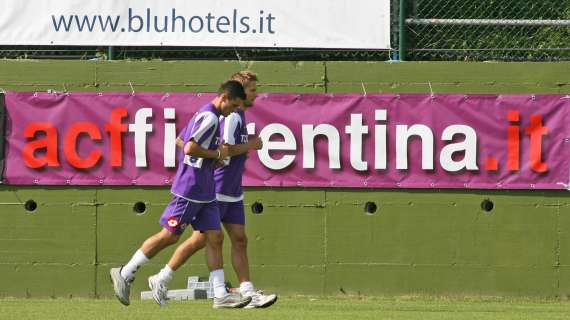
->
[[218, 200, 245, 225], [159, 196, 221, 235]]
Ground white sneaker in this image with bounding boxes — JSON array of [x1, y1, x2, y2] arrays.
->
[[148, 275, 169, 306], [110, 267, 132, 306], [213, 292, 252, 309], [243, 290, 278, 309]]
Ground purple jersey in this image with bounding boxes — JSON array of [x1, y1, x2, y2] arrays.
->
[[214, 109, 248, 198], [171, 103, 221, 202]]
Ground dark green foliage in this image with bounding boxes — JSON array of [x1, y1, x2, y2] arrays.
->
[[409, 0, 570, 61]]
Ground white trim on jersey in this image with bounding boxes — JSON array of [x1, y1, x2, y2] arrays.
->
[[191, 111, 219, 148], [184, 111, 219, 168], [222, 112, 242, 145], [216, 193, 244, 202], [172, 192, 216, 203]]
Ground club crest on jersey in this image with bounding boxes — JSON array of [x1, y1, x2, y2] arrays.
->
[[167, 217, 179, 228]]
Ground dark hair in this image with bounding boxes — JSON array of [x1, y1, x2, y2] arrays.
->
[[218, 80, 246, 101]]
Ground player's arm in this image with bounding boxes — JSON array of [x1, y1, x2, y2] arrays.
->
[[226, 136, 262, 156], [184, 139, 228, 160], [223, 113, 263, 156], [182, 112, 229, 159], [177, 131, 226, 157]]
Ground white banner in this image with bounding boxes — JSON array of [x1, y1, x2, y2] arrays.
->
[[0, 0, 391, 49]]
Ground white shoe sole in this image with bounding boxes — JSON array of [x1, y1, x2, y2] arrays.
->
[[109, 268, 130, 306], [244, 295, 278, 309], [213, 296, 252, 309]]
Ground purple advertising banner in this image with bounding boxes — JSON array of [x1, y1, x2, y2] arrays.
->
[[4, 92, 570, 189]]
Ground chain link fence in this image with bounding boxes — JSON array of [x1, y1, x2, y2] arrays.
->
[[0, 0, 568, 61], [406, 0, 570, 61]]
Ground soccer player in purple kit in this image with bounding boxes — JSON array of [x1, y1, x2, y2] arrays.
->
[[110, 80, 252, 309], [148, 71, 278, 308]]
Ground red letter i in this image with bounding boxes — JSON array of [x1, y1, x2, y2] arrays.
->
[[507, 110, 520, 171], [525, 114, 549, 173]]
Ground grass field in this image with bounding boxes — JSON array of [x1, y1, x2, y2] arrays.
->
[[1, 296, 570, 320]]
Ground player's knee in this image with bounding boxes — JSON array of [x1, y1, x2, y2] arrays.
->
[[232, 234, 248, 249], [196, 236, 207, 249], [161, 232, 180, 245], [190, 233, 207, 249], [206, 231, 224, 246]]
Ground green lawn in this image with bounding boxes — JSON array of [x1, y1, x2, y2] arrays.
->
[[1, 296, 570, 320]]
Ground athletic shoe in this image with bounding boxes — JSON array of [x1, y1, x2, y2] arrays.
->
[[110, 267, 132, 306], [243, 290, 278, 309], [213, 292, 252, 309], [148, 274, 169, 306]]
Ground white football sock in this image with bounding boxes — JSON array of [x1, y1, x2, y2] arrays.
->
[[157, 265, 174, 283], [120, 249, 149, 281], [239, 281, 255, 295], [210, 269, 227, 298]]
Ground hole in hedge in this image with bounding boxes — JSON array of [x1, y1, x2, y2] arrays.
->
[[251, 202, 264, 214], [481, 199, 494, 212], [24, 200, 37, 213], [364, 201, 378, 214], [133, 202, 147, 214]]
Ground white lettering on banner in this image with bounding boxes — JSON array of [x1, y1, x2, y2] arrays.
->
[[244, 111, 480, 172], [0, 0, 391, 49], [374, 110, 388, 170], [257, 123, 297, 170], [345, 114, 369, 172], [396, 125, 434, 170], [163, 108, 176, 168], [19, 102, 555, 178], [18, 105, 485, 172], [128, 108, 154, 167], [52, 106, 484, 172], [440, 125, 479, 172], [302, 124, 341, 169]]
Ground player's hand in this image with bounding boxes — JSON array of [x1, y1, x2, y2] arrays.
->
[[213, 159, 225, 168], [175, 137, 185, 149], [218, 144, 230, 160], [248, 136, 263, 150]]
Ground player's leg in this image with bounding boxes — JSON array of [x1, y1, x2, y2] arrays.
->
[[218, 201, 250, 284], [147, 200, 207, 306], [224, 223, 250, 284], [111, 228, 180, 306], [199, 202, 252, 308], [168, 230, 207, 271], [141, 228, 182, 258], [111, 195, 186, 306], [222, 200, 277, 308], [204, 229, 251, 309], [147, 230, 206, 306], [204, 228, 225, 295]]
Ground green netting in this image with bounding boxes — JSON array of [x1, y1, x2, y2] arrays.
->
[[0, 46, 393, 61], [406, 0, 570, 61]]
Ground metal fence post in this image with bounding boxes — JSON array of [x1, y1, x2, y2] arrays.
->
[[108, 46, 115, 60], [399, 0, 408, 61]]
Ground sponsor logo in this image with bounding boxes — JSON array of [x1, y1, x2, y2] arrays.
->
[[167, 217, 179, 228]]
